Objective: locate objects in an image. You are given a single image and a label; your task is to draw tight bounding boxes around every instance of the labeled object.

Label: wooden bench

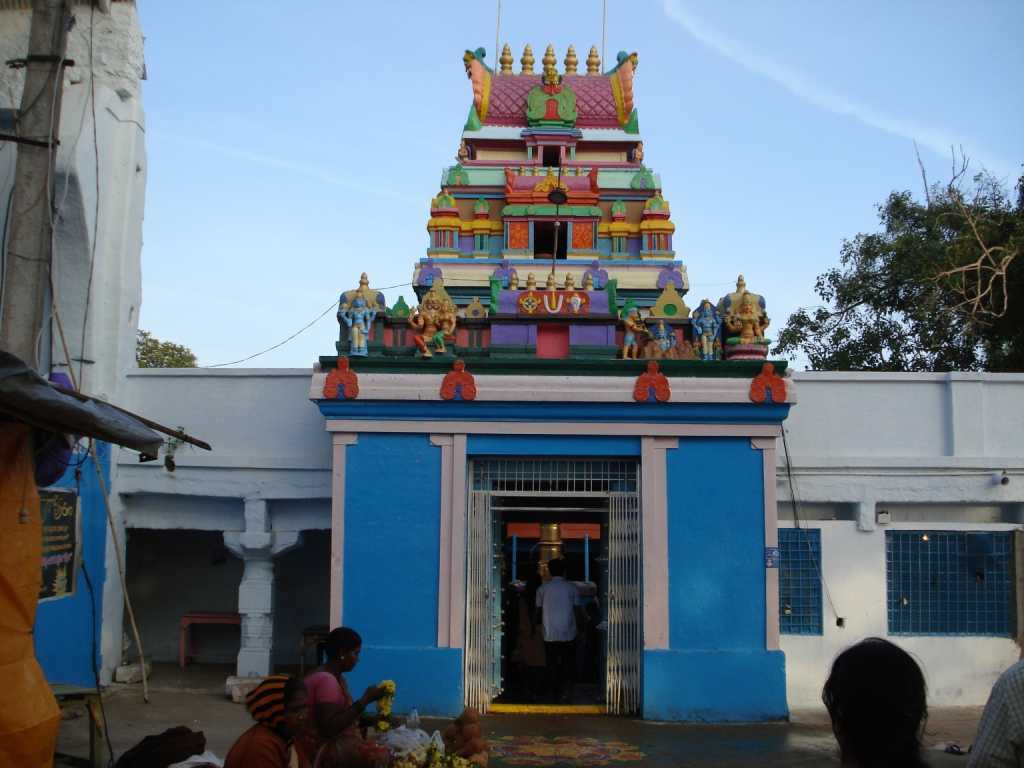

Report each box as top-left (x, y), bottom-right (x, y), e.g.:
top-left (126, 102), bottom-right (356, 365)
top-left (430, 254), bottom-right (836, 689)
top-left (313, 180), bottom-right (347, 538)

top-left (51, 683), bottom-right (108, 768)
top-left (178, 611), bottom-right (240, 669)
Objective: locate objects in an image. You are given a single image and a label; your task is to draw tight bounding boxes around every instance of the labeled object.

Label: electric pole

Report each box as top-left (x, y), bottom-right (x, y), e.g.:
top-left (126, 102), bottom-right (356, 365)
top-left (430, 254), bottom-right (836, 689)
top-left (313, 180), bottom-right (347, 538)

top-left (0, 0), bottom-right (72, 369)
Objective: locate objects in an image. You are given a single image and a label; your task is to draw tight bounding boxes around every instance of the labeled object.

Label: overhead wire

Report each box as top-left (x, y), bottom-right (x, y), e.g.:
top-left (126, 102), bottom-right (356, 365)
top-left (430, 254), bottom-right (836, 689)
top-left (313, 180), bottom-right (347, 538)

top-left (781, 425), bottom-right (843, 626)
top-left (201, 270), bottom-right (741, 369)
top-left (78, 0), bottom-right (99, 387)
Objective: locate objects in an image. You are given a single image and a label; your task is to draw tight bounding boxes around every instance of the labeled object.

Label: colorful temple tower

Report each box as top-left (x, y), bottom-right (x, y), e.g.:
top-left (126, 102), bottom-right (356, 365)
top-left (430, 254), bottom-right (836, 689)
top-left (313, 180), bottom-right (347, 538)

top-left (311, 45), bottom-right (793, 721)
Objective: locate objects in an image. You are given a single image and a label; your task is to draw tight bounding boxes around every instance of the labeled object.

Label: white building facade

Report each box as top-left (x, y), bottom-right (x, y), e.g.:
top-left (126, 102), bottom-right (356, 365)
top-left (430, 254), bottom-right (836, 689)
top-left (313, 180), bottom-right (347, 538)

top-left (108, 368), bottom-right (1024, 709)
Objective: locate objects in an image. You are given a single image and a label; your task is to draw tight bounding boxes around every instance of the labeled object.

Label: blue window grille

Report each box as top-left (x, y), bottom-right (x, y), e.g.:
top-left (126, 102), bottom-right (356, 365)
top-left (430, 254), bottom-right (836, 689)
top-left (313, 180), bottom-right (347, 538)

top-left (779, 527), bottom-right (823, 635)
top-left (886, 531), bottom-right (1016, 636)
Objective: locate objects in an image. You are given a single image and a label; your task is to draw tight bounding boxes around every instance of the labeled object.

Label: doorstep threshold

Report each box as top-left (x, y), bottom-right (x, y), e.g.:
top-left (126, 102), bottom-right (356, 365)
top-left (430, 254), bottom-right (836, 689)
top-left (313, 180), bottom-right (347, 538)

top-left (488, 703), bottom-right (606, 715)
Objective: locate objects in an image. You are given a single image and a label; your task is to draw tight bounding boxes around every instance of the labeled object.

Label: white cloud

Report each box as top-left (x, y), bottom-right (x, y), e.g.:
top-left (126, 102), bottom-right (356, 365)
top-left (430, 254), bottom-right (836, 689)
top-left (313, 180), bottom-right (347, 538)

top-left (152, 130), bottom-right (415, 203)
top-left (662, 0), bottom-right (1008, 176)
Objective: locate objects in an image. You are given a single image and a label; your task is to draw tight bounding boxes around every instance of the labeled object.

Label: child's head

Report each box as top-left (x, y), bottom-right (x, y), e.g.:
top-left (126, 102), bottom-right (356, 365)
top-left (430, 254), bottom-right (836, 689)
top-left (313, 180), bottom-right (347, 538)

top-left (822, 638), bottom-right (927, 767)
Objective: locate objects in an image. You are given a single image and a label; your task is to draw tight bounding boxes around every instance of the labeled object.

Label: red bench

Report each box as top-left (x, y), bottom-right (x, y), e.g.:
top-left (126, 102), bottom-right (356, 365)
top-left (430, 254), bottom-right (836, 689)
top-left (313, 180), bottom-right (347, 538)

top-left (178, 611), bottom-right (240, 669)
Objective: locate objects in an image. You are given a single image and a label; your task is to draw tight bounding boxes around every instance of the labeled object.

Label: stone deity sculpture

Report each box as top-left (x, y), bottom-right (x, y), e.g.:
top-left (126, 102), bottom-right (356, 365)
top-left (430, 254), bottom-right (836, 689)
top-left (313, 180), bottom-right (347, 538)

top-left (409, 282), bottom-right (457, 358)
top-left (621, 308), bottom-right (649, 360)
top-left (691, 299), bottom-right (722, 361)
top-left (653, 320), bottom-right (676, 356)
top-left (725, 294), bottom-right (770, 345)
top-left (338, 296), bottom-right (377, 357)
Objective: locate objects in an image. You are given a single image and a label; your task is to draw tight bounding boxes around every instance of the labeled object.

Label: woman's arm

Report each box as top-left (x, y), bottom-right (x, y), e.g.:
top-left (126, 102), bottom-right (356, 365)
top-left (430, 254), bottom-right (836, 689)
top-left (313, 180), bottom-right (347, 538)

top-left (315, 683), bottom-right (387, 738)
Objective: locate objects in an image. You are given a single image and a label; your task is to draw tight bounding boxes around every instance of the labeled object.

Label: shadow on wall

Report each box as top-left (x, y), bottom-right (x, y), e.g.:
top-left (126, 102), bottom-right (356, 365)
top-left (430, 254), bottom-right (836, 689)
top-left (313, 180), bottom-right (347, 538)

top-left (125, 529), bottom-right (243, 664)
top-left (125, 528), bottom-right (332, 669)
top-left (273, 530), bottom-right (331, 668)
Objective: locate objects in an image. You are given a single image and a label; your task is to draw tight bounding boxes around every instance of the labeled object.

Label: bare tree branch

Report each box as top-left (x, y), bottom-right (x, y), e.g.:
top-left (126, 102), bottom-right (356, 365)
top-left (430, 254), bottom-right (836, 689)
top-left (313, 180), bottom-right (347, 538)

top-left (930, 147), bottom-right (1017, 323)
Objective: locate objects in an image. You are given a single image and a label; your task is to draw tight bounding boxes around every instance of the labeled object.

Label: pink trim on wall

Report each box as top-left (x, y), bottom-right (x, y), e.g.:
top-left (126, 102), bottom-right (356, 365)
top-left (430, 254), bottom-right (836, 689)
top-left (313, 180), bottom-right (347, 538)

top-left (431, 435), bottom-right (455, 647)
top-left (450, 435), bottom-right (468, 649)
top-left (751, 437), bottom-right (780, 651)
top-left (330, 433), bottom-right (358, 629)
top-left (641, 437), bottom-right (677, 650)
top-left (430, 434), bottom-right (469, 649)
top-left (326, 420), bottom-right (781, 439)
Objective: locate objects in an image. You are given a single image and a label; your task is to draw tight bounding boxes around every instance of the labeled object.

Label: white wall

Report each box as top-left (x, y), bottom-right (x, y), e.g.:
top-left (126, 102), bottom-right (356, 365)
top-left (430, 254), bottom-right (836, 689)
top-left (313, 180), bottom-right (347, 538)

top-left (0, 0), bottom-right (146, 402)
top-left (780, 521), bottom-right (1020, 708)
top-left (107, 369), bottom-right (1024, 702)
top-left (778, 372), bottom-right (1024, 707)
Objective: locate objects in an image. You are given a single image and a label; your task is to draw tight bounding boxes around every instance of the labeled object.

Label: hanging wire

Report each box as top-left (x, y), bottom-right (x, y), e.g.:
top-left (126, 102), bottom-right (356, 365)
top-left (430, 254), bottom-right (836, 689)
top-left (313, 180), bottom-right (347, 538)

top-left (781, 426), bottom-right (843, 625)
top-left (601, 0), bottom-right (607, 74)
top-left (78, 0), bottom-right (100, 387)
top-left (494, 0), bottom-right (502, 79)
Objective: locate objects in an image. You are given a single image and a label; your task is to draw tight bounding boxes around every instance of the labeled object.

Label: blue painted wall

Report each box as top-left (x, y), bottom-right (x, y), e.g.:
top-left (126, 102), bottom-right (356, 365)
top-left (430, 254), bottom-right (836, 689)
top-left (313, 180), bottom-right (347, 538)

top-left (35, 442), bottom-right (109, 687)
top-left (645, 437), bottom-right (787, 721)
top-left (343, 434), bottom-right (462, 714)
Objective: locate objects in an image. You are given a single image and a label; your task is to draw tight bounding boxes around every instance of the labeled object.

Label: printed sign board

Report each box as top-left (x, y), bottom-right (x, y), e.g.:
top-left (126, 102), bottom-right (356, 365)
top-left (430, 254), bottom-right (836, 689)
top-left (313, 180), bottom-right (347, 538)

top-left (764, 546), bottom-right (780, 569)
top-left (39, 489), bottom-right (79, 601)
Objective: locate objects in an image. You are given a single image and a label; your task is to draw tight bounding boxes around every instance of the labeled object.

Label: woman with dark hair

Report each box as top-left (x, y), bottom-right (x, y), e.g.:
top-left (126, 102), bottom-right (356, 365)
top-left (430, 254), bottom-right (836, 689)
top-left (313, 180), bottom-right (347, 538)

top-left (225, 675), bottom-right (311, 768)
top-left (300, 627), bottom-right (390, 767)
top-left (822, 638), bottom-right (929, 768)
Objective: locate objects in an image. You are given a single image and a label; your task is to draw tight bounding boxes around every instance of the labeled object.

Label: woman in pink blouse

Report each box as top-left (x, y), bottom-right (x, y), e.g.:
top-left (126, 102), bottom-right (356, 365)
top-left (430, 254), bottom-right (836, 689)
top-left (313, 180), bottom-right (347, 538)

top-left (301, 627), bottom-right (390, 767)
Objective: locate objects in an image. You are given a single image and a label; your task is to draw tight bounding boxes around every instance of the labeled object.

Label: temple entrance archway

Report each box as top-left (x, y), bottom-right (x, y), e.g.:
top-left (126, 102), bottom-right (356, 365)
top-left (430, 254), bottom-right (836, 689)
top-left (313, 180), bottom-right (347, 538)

top-left (464, 458), bottom-right (642, 715)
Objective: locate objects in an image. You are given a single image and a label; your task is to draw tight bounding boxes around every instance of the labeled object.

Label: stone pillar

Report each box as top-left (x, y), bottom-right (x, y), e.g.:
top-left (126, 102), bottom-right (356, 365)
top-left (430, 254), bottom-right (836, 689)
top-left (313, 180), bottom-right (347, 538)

top-left (224, 499), bottom-right (301, 678)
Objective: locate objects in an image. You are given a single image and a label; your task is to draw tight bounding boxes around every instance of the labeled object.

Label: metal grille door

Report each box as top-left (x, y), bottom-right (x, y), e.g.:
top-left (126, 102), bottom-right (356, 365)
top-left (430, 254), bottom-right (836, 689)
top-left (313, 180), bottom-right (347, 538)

top-left (607, 491), bottom-right (642, 715)
top-left (465, 490), bottom-right (500, 711)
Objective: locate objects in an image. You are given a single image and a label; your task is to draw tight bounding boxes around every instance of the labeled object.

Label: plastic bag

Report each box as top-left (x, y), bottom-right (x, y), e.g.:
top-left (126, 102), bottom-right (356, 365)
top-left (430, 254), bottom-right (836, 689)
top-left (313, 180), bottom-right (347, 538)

top-left (378, 725), bottom-right (432, 756)
top-left (168, 751), bottom-right (223, 767)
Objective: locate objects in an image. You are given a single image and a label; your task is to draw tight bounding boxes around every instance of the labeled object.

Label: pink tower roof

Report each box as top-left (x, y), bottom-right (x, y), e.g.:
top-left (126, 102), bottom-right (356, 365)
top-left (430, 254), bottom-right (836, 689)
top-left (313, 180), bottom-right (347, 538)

top-left (485, 74), bottom-right (621, 129)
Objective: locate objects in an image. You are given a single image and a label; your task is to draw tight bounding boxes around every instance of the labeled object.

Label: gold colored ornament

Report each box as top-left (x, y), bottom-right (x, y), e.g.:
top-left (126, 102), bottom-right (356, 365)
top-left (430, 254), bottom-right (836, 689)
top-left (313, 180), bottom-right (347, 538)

top-left (564, 45), bottom-right (578, 74)
top-left (499, 43), bottom-right (514, 74)
top-left (586, 45), bottom-right (601, 75)
top-left (521, 44), bottom-right (535, 74)
top-left (543, 44), bottom-right (557, 71)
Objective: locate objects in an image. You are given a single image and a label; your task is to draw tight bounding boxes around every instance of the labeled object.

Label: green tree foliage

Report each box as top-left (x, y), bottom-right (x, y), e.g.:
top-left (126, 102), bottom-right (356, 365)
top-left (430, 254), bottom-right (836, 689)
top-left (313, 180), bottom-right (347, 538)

top-left (135, 330), bottom-right (197, 368)
top-left (775, 172), bottom-right (1023, 371)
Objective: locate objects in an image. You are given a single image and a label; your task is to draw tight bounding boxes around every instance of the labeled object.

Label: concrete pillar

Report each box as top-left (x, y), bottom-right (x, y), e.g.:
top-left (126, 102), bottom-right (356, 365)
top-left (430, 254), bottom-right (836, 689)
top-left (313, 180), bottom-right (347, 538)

top-left (224, 499), bottom-right (301, 677)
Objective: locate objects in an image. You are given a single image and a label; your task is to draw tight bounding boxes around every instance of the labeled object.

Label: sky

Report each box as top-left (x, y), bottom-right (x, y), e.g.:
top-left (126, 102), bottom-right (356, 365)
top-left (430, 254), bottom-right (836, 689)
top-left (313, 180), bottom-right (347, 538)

top-left (136, 1), bottom-right (1023, 369)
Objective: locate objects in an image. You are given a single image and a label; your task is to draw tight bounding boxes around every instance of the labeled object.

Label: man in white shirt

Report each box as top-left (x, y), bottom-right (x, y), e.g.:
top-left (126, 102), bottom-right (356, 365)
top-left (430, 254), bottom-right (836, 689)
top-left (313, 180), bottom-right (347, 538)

top-left (535, 557), bottom-right (580, 703)
top-left (969, 659), bottom-right (1024, 767)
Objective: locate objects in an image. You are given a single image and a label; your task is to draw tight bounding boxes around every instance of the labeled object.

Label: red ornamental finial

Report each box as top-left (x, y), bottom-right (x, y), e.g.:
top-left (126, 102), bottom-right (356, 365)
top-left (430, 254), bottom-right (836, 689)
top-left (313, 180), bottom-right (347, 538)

top-left (441, 359), bottom-right (477, 401)
top-left (323, 357), bottom-right (360, 400)
top-left (749, 362), bottom-right (786, 404)
top-left (633, 360), bottom-right (671, 402)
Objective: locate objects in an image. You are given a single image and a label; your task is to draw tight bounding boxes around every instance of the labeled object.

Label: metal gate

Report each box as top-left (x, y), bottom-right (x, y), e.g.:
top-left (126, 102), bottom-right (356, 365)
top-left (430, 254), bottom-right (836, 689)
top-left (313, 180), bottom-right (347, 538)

top-left (465, 459), bottom-right (642, 714)
top-left (606, 491), bottom-right (642, 715)
top-left (464, 490), bottom-right (501, 712)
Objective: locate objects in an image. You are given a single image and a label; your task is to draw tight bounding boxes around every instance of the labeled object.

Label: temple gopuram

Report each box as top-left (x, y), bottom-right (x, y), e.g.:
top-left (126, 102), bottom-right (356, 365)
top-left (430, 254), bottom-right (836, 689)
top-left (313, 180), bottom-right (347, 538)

top-left (311, 44), bottom-right (794, 722)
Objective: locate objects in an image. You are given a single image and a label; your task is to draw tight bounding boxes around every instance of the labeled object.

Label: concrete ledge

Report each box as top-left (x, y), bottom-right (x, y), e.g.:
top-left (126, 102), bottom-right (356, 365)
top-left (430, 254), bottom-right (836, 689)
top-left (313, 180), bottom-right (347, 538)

top-left (643, 649), bottom-right (788, 722)
top-left (345, 646), bottom-right (463, 718)
top-left (225, 675), bottom-right (263, 703)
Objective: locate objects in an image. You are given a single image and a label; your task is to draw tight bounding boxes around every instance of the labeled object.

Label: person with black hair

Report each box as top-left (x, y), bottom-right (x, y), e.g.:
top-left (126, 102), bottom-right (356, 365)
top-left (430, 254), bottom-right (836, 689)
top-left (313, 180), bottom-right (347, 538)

top-left (822, 637), bottom-right (929, 768)
top-left (225, 675), bottom-right (311, 768)
top-left (300, 627), bottom-right (390, 767)
top-left (535, 557), bottom-right (580, 703)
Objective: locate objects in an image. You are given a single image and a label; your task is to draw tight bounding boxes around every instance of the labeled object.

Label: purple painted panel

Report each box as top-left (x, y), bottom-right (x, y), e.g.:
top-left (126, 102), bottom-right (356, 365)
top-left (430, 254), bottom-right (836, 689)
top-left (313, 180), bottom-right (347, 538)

top-left (627, 238), bottom-right (641, 258)
top-left (588, 292), bottom-right (609, 314)
top-left (491, 324), bottom-right (533, 345)
top-left (416, 259), bottom-right (443, 287)
top-left (498, 292), bottom-right (520, 314)
top-left (459, 235), bottom-right (474, 254)
top-left (569, 324), bottom-right (615, 345)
